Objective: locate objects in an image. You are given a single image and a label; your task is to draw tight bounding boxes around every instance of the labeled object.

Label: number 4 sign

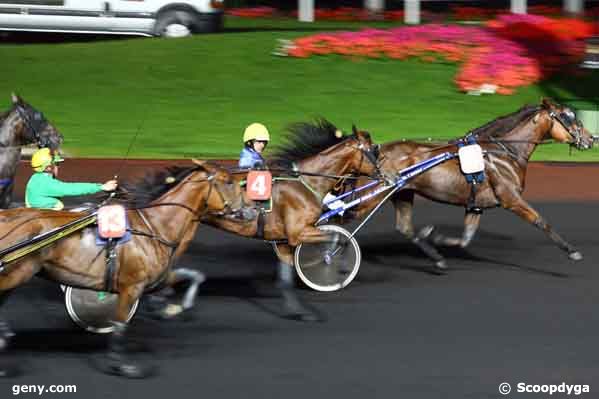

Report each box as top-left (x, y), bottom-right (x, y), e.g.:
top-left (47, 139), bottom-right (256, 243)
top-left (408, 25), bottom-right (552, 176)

top-left (246, 171), bottom-right (272, 200)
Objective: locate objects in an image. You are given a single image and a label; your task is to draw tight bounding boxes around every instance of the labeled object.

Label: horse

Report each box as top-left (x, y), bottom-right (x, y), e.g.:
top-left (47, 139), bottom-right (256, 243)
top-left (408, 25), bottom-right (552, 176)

top-left (202, 119), bottom-right (379, 321)
top-left (0, 160), bottom-right (243, 378)
top-left (0, 93), bottom-right (63, 208)
top-left (344, 99), bottom-right (595, 271)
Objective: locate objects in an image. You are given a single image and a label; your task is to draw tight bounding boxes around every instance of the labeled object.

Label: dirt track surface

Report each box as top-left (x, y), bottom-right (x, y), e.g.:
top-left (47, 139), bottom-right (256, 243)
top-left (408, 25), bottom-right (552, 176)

top-left (10, 159), bottom-right (599, 202)
top-left (0, 201), bottom-right (597, 398)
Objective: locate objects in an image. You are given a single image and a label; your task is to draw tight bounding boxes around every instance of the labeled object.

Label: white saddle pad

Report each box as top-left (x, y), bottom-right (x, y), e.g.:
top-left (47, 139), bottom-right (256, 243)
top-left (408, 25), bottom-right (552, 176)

top-left (458, 144), bottom-right (485, 174)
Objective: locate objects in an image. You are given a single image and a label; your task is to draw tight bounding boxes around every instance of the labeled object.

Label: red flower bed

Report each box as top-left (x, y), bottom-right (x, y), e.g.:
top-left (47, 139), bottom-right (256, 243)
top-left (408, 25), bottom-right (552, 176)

top-left (279, 15), bottom-right (598, 95)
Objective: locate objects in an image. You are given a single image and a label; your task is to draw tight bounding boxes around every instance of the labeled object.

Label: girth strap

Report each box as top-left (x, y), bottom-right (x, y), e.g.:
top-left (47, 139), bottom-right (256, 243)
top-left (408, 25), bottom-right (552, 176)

top-left (255, 208), bottom-right (266, 239)
top-left (466, 181), bottom-right (483, 215)
top-left (104, 238), bottom-right (118, 292)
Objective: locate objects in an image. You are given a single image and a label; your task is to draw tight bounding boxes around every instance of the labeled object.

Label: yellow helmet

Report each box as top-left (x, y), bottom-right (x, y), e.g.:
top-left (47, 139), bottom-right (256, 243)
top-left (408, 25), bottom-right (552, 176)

top-left (243, 123), bottom-right (270, 143)
top-left (31, 148), bottom-right (64, 172)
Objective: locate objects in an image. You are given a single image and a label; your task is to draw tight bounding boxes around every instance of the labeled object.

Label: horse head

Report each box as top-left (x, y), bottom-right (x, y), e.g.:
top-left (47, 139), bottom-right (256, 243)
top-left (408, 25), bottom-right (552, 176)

top-left (10, 93), bottom-right (63, 149)
top-left (541, 98), bottom-right (594, 150)
top-left (347, 124), bottom-right (380, 177)
top-left (191, 159), bottom-right (243, 216)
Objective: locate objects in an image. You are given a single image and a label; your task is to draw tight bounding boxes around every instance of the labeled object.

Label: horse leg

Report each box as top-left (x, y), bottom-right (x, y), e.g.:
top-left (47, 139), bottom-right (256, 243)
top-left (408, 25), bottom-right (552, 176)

top-left (498, 196), bottom-right (582, 260)
top-left (153, 268), bottom-right (206, 319)
top-left (429, 211), bottom-right (482, 248)
top-left (273, 244), bottom-right (320, 322)
top-left (104, 283), bottom-right (148, 378)
top-left (0, 290), bottom-right (17, 378)
top-left (391, 192), bottom-right (448, 271)
top-left (0, 261), bottom-right (39, 377)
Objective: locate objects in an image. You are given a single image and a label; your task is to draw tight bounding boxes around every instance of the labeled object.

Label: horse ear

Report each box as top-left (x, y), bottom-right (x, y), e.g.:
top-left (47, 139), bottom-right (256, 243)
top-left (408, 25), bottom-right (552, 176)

top-left (192, 158), bottom-right (207, 168)
top-left (11, 93), bottom-right (20, 104)
top-left (541, 97), bottom-right (554, 109)
top-left (352, 124), bottom-right (358, 136)
top-left (193, 159), bottom-right (216, 174)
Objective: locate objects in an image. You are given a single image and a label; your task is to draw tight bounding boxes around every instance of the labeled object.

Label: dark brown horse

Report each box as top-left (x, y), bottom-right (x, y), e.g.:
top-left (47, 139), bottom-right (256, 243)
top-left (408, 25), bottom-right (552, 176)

top-left (203, 119), bottom-right (379, 320)
top-left (0, 94), bottom-right (63, 208)
top-left (0, 160), bottom-right (242, 377)
top-left (346, 99), bottom-right (594, 270)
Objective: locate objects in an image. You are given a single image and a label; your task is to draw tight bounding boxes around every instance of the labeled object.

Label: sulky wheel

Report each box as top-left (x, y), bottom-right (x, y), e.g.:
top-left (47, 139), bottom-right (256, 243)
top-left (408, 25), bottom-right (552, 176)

top-left (64, 287), bottom-right (139, 334)
top-left (294, 224), bottom-right (361, 292)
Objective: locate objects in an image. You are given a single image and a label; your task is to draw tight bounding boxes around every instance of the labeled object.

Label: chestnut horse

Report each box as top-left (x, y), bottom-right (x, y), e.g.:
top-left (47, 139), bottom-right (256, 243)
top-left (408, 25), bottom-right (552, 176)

top-left (346, 99), bottom-right (594, 271)
top-left (0, 160), bottom-right (242, 378)
top-left (0, 94), bottom-right (63, 208)
top-left (203, 119), bottom-right (379, 321)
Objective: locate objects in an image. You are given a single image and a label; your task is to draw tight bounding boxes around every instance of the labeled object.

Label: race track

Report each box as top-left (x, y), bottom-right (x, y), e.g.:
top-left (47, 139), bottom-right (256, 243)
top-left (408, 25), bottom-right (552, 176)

top-left (0, 200), bottom-right (597, 398)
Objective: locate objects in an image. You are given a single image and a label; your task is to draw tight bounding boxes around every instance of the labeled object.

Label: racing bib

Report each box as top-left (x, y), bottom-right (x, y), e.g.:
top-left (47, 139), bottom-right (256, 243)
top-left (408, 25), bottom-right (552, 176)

top-left (246, 171), bottom-right (272, 201)
top-left (97, 205), bottom-right (127, 239)
top-left (458, 144), bottom-right (485, 174)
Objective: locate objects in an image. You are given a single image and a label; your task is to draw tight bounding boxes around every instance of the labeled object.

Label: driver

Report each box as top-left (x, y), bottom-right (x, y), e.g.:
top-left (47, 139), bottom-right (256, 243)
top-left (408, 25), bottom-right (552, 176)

top-left (25, 148), bottom-right (117, 210)
top-left (239, 123), bottom-right (269, 169)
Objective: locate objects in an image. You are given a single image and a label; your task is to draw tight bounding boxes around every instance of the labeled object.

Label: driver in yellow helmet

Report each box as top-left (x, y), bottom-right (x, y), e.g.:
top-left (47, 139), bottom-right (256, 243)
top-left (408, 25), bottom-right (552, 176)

top-left (25, 148), bottom-right (117, 210)
top-left (239, 123), bottom-right (269, 169)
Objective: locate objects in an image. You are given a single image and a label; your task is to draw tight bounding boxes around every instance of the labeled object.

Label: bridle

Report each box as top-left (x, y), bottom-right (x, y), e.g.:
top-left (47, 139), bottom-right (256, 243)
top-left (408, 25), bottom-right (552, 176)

top-left (14, 104), bottom-right (51, 148)
top-left (548, 108), bottom-right (586, 149)
top-left (193, 173), bottom-right (240, 218)
top-left (349, 135), bottom-right (383, 179)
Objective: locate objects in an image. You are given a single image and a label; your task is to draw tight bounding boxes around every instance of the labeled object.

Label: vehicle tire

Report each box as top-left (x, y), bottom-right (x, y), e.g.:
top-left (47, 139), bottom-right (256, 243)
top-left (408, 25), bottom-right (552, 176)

top-left (153, 10), bottom-right (198, 38)
top-left (294, 224), bottom-right (361, 292)
top-left (64, 286), bottom-right (139, 334)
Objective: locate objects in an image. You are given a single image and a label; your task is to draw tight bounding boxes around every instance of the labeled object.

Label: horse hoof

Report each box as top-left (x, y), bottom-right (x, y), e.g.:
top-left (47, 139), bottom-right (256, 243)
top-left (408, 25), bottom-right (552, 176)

top-left (110, 363), bottom-right (150, 379)
top-left (282, 305), bottom-right (322, 322)
top-left (159, 304), bottom-right (184, 319)
top-left (0, 362), bottom-right (21, 378)
top-left (92, 354), bottom-right (155, 379)
top-left (569, 251), bottom-right (583, 261)
top-left (284, 312), bottom-right (321, 322)
top-left (435, 260), bottom-right (448, 270)
top-left (104, 360), bottom-right (154, 379)
top-left (417, 225), bottom-right (435, 240)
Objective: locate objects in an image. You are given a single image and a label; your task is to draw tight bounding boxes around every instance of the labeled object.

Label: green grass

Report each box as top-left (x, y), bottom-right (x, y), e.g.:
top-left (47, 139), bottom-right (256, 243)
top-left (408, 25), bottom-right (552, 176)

top-left (1, 16), bottom-right (599, 161)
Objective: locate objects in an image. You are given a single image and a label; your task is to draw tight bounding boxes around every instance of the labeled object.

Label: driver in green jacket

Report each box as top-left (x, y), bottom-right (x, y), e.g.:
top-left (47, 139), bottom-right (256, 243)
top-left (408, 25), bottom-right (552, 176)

top-left (25, 148), bottom-right (117, 210)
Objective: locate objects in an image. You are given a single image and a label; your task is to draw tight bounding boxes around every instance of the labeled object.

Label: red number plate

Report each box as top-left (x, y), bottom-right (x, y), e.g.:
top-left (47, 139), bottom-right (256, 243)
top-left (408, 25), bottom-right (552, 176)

top-left (246, 171), bottom-right (272, 200)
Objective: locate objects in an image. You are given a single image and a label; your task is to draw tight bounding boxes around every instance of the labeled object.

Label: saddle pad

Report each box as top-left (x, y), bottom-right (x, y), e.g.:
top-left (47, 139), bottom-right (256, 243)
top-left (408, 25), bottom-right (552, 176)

top-left (458, 144), bottom-right (485, 174)
top-left (97, 205), bottom-right (127, 239)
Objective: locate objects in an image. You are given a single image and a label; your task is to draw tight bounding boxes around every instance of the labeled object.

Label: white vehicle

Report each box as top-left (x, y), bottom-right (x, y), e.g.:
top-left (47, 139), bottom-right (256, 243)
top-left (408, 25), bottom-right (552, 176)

top-left (0, 0), bottom-right (224, 38)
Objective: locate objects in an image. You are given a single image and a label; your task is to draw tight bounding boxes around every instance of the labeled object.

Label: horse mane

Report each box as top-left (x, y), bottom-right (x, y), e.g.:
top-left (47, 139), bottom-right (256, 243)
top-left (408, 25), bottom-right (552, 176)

top-left (468, 104), bottom-right (541, 139)
top-left (268, 118), bottom-right (348, 168)
top-left (0, 106), bottom-right (12, 121)
top-left (119, 166), bottom-right (198, 208)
